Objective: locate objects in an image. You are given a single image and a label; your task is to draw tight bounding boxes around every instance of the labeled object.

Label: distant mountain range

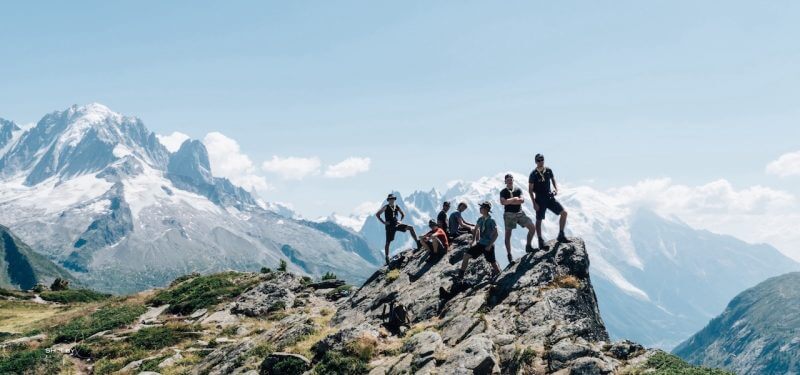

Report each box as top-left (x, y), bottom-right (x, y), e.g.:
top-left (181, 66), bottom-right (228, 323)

top-left (342, 175), bottom-right (800, 349)
top-left (674, 272), bottom-right (800, 374)
top-left (0, 104), bottom-right (382, 294)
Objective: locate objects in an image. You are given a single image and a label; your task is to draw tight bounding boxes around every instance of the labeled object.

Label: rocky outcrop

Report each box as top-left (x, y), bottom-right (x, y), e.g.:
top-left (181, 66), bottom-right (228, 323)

top-left (231, 272), bottom-right (305, 317)
top-left (327, 236), bottom-right (653, 374)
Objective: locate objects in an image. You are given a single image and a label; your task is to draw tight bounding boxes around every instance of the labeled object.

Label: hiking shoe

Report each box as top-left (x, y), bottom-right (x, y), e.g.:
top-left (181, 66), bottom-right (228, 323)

top-left (525, 244), bottom-right (535, 253)
top-left (538, 237), bottom-right (546, 250)
top-left (507, 253), bottom-right (514, 264)
top-left (557, 232), bottom-right (571, 243)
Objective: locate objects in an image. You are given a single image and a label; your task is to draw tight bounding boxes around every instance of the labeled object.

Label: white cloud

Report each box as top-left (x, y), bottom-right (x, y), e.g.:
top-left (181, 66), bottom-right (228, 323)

top-left (766, 151), bottom-right (800, 177)
top-left (610, 178), bottom-right (796, 215)
top-left (606, 178), bottom-right (800, 260)
top-left (156, 132), bottom-right (190, 153)
top-left (353, 201), bottom-right (381, 217)
top-left (202, 132), bottom-right (270, 192)
top-left (261, 156), bottom-right (321, 180)
top-left (325, 157), bottom-right (371, 178)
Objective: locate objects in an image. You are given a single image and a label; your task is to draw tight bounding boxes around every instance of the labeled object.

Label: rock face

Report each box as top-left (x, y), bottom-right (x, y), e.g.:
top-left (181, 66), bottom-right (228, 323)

top-left (673, 272), bottom-right (800, 375)
top-left (329, 236), bottom-right (652, 373)
top-left (0, 224), bottom-right (77, 290)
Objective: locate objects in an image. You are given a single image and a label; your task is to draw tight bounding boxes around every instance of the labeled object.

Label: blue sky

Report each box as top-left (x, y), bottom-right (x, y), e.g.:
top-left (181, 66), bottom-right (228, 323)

top-left (1, 1), bottom-right (799, 224)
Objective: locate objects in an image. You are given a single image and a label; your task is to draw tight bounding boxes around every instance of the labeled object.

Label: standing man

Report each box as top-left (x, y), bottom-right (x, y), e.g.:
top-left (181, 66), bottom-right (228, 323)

top-left (448, 202), bottom-right (475, 238)
top-left (528, 154), bottom-right (570, 250)
top-left (437, 201), bottom-right (451, 235)
top-left (457, 201), bottom-right (501, 280)
top-left (499, 174), bottom-right (537, 262)
top-left (376, 193), bottom-right (420, 265)
top-left (420, 220), bottom-right (449, 256)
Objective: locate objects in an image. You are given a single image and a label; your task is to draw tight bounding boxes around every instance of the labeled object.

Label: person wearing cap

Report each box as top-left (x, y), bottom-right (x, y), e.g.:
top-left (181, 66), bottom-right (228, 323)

top-left (420, 219), bottom-right (450, 256)
top-left (448, 202), bottom-right (474, 238)
top-left (437, 202), bottom-right (451, 236)
top-left (499, 173), bottom-right (537, 262)
top-left (376, 193), bottom-right (420, 264)
top-left (458, 201), bottom-right (501, 279)
top-left (528, 154), bottom-right (570, 249)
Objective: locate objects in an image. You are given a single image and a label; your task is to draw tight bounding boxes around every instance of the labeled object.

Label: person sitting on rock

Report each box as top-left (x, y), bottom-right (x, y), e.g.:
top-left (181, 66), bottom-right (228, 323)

top-left (420, 219), bottom-right (450, 256)
top-left (458, 201), bottom-right (501, 280)
top-left (448, 202), bottom-right (475, 238)
top-left (376, 193), bottom-right (420, 265)
top-left (437, 201), bottom-right (451, 235)
top-left (528, 153), bottom-right (570, 250)
top-left (500, 173), bottom-right (537, 262)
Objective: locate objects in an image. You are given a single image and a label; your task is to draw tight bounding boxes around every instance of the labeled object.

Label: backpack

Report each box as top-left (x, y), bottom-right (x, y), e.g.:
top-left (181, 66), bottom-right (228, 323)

top-left (382, 301), bottom-right (411, 330)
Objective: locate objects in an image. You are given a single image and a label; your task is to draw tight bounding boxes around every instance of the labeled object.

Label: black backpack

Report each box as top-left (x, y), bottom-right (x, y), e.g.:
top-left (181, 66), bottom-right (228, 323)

top-left (383, 301), bottom-right (411, 330)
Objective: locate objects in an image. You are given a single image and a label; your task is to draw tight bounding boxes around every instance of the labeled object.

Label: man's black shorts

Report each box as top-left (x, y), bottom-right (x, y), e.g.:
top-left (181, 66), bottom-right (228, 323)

top-left (535, 196), bottom-right (564, 220)
top-left (467, 243), bottom-right (496, 263)
top-left (385, 223), bottom-right (411, 243)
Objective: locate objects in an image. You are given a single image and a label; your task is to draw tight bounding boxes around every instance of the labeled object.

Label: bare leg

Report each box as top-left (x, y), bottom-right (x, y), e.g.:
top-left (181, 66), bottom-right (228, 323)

top-left (384, 242), bottom-right (391, 263)
top-left (559, 211), bottom-right (568, 232)
top-left (431, 239), bottom-right (439, 255)
top-left (536, 219), bottom-right (543, 239)
top-left (409, 227), bottom-right (419, 242)
top-left (525, 223), bottom-right (535, 248)
top-left (504, 230), bottom-right (513, 261)
top-left (460, 254), bottom-right (472, 276)
top-left (491, 262), bottom-right (501, 275)
top-left (420, 240), bottom-right (431, 253)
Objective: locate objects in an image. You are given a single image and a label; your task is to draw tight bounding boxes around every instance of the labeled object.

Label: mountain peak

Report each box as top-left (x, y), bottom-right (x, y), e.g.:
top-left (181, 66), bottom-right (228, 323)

top-left (168, 139), bottom-right (213, 186)
top-left (0, 103), bottom-right (168, 185)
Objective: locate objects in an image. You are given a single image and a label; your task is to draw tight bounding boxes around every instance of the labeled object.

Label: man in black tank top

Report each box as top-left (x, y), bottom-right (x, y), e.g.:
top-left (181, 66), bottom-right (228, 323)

top-left (528, 154), bottom-right (570, 249)
top-left (376, 193), bottom-right (419, 265)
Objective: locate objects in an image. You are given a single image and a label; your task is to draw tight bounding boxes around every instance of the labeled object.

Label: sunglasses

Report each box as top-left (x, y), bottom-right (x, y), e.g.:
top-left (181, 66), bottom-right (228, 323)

top-left (536, 159), bottom-right (544, 162)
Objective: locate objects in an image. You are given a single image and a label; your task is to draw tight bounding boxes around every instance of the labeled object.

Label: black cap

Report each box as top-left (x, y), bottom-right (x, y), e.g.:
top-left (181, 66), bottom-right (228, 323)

top-left (504, 173), bottom-right (513, 180)
top-left (443, 201), bottom-right (451, 207)
top-left (535, 153), bottom-right (544, 161)
top-left (428, 219), bottom-right (438, 227)
top-left (479, 201), bottom-right (492, 212)
top-left (387, 193), bottom-right (397, 201)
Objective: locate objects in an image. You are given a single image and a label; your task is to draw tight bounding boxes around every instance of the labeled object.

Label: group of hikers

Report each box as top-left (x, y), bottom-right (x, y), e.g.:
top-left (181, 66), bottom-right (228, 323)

top-left (375, 154), bottom-right (571, 280)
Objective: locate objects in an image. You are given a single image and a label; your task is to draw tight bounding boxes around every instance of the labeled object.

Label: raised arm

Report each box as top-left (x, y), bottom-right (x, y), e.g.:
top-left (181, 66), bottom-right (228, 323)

top-left (375, 206), bottom-right (387, 225)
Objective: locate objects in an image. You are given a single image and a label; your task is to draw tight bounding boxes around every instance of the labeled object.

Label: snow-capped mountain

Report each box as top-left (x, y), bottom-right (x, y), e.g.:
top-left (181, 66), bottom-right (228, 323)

top-left (358, 173), bottom-right (800, 349)
top-left (0, 104), bottom-right (380, 294)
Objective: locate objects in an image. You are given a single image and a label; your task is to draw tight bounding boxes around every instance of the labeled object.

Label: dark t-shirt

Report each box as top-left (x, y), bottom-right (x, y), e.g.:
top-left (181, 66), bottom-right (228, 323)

top-left (383, 204), bottom-right (400, 225)
top-left (529, 167), bottom-right (554, 199)
top-left (437, 210), bottom-right (449, 233)
top-left (500, 187), bottom-right (523, 213)
top-left (448, 211), bottom-right (462, 236)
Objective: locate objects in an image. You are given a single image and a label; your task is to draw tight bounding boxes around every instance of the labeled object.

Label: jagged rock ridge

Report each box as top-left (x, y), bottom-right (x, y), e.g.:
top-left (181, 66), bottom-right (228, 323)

top-left (326, 236), bottom-right (654, 374)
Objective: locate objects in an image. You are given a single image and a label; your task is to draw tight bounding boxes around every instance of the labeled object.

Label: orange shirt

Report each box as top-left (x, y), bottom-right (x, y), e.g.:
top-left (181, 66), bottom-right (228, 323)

top-left (431, 228), bottom-right (449, 249)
